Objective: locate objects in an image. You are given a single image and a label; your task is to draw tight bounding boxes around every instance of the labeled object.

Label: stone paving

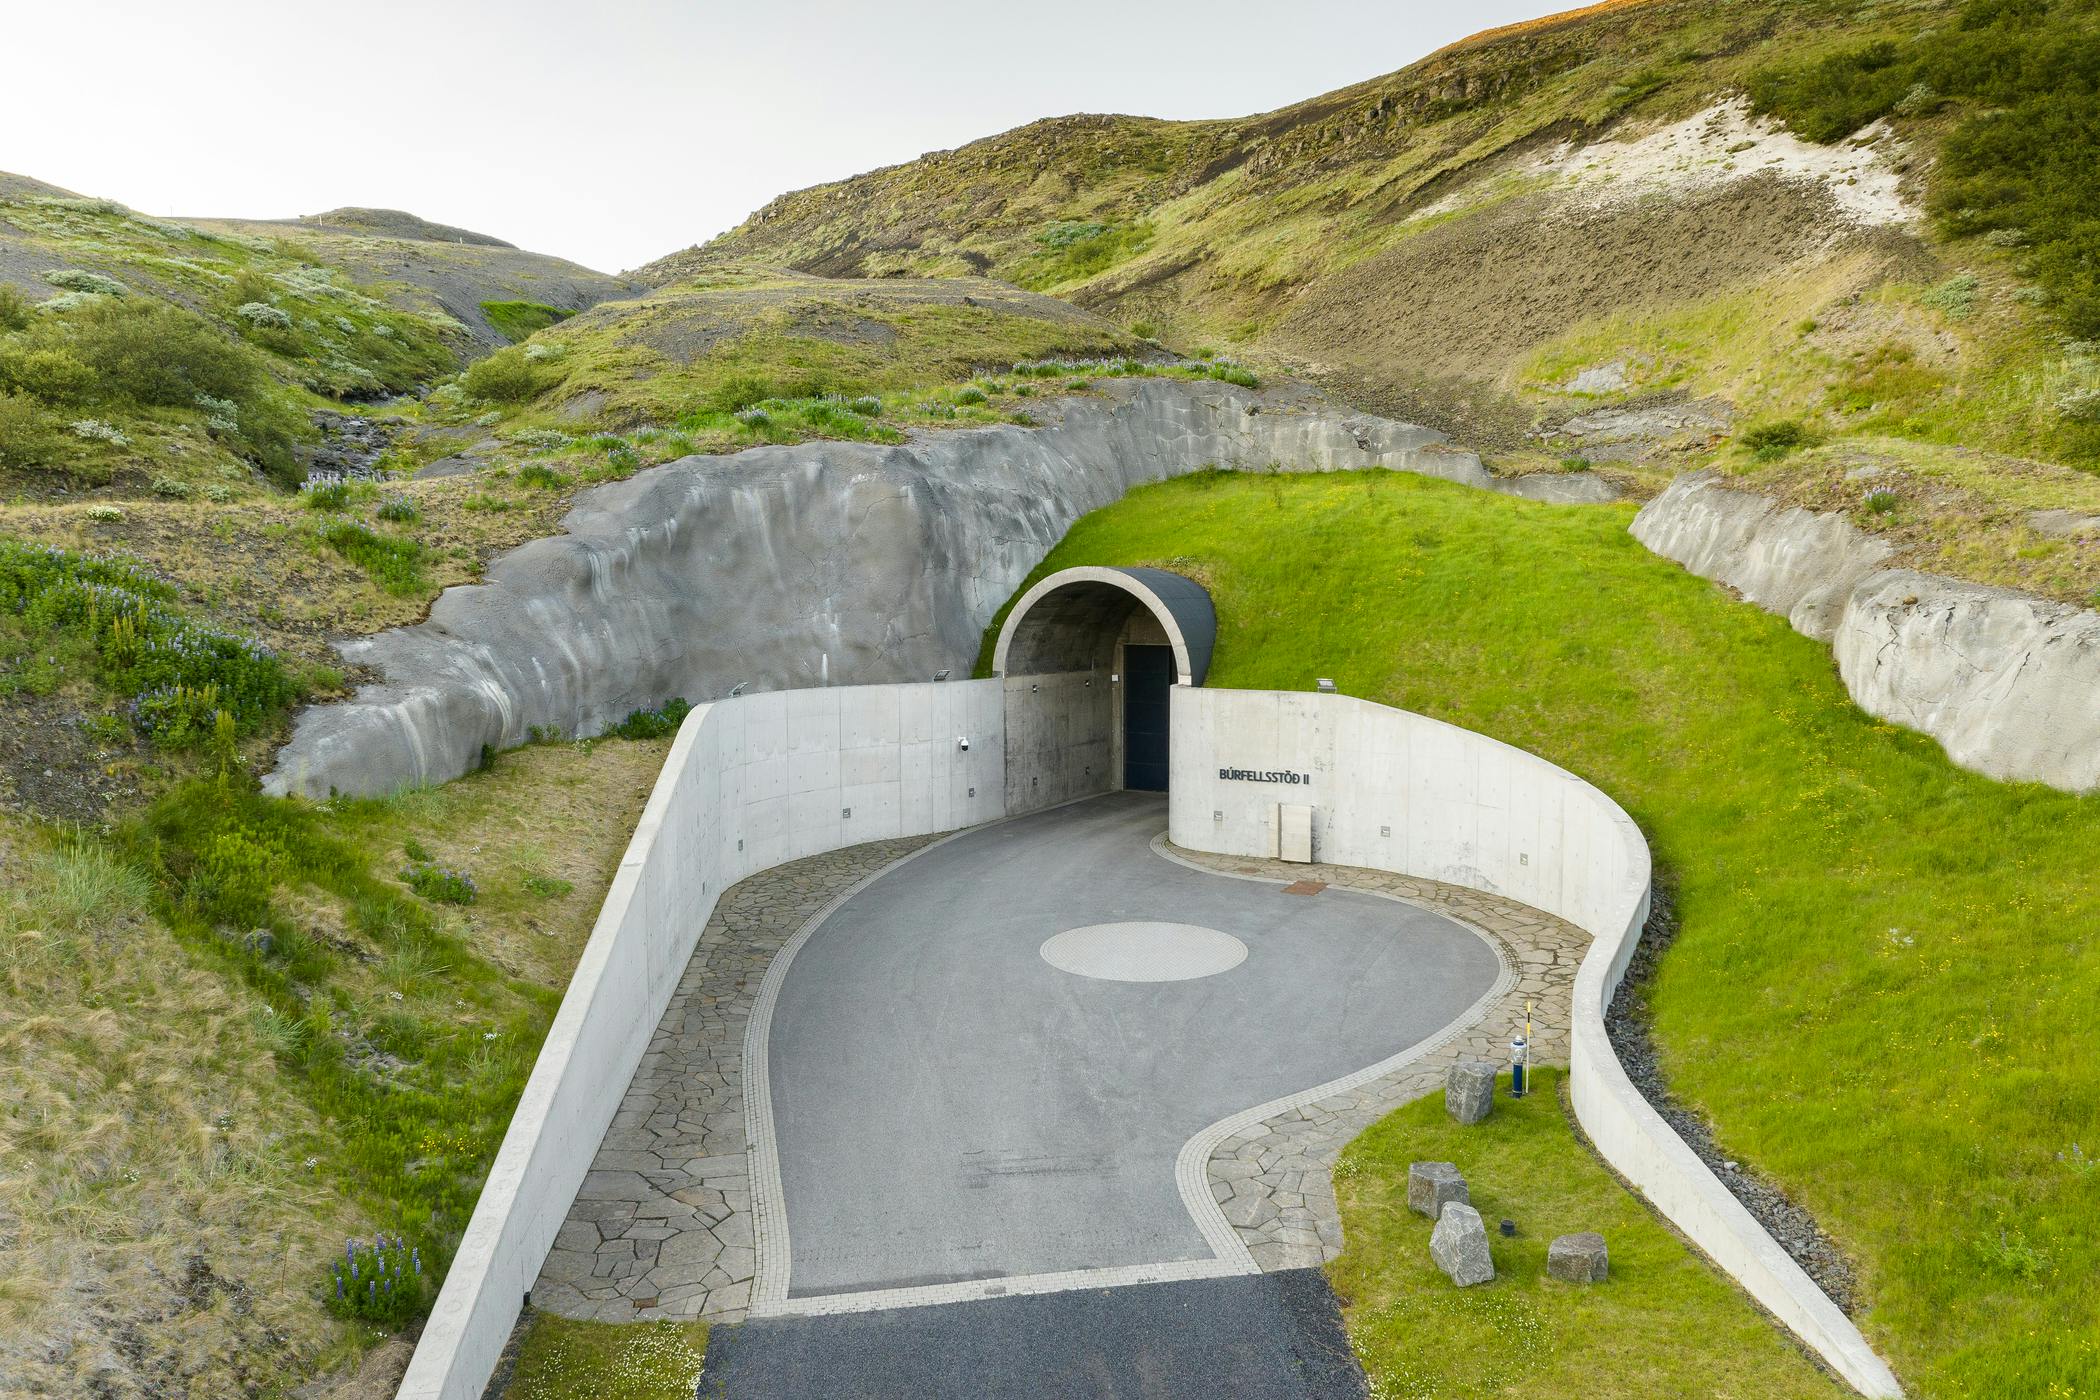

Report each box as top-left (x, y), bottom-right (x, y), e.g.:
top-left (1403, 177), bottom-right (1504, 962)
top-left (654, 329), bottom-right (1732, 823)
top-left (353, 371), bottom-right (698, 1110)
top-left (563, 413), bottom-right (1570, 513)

top-left (1167, 844), bottom-right (1591, 1273)
top-left (531, 833), bottom-right (939, 1325)
top-left (534, 824), bottom-right (1585, 1321)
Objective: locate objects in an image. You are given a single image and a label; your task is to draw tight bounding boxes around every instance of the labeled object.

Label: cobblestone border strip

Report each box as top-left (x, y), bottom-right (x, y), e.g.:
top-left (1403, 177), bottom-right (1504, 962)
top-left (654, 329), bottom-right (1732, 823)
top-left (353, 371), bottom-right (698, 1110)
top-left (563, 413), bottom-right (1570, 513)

top-left (1153, 837), bottom-right (1591, 1271)
top-left (529, 835), bottom-right (939, 1326)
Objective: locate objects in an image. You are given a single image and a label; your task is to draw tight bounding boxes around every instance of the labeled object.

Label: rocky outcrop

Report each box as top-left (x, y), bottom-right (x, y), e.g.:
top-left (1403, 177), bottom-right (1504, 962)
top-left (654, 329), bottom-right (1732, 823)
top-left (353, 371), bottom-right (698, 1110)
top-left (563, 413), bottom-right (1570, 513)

top-left (1633, 474), bottom-right (2100, 792)
top-left (268, 379), bottom-right (1603, 799)
top-left (1836, 572), bottom-right (2100, 790)
top-left (1629, 473), bottom-right (1893, 641)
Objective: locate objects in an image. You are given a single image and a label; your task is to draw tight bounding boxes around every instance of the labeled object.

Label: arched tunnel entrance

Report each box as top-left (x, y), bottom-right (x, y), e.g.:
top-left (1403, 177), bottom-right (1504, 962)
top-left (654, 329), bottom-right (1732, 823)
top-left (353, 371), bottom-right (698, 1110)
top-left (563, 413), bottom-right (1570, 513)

top-left (992, 567), bottom-right (1214, 809)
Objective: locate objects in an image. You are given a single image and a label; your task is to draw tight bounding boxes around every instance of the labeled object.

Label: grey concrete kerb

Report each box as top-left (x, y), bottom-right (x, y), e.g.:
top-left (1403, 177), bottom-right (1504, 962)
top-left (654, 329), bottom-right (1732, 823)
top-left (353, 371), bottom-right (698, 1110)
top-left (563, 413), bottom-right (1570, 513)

top-left (1155, 838), bottom-right (1590, 1271)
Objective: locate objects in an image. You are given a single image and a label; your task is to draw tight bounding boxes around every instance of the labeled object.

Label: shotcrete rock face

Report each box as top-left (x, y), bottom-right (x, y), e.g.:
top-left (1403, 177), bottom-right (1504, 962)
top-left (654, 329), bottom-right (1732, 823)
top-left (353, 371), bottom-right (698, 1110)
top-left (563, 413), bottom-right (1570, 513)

top-left (267, 379), bottom-right (1610, 799)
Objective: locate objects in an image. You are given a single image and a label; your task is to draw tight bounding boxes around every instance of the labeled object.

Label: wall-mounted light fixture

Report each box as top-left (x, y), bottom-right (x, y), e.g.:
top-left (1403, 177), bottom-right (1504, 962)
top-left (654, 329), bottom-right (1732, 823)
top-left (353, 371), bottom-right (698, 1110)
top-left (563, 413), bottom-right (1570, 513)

top-left (727, 681), bottom-right (747, 697)
top-left (933, 668), bottom-right (951, 681)
top-left (1316, 678), bottom-right (1338, 694)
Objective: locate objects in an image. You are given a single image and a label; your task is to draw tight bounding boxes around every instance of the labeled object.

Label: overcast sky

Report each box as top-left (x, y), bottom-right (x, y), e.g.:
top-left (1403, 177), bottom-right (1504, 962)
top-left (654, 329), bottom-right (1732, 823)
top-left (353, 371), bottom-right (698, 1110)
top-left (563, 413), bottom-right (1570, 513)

top-left (5, 1), bottom-right (1564, 273)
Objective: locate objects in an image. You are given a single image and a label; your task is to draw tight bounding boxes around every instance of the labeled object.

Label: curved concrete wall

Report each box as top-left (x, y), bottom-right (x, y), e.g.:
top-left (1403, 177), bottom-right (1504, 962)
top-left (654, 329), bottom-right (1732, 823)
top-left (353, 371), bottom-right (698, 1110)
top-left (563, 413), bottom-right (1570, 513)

top-left (1167, 688), bottom-right (1902, 1398)
top-left (1633, 473), bottom-right (2099, 791)
top-left (397, 680), bottom-right (1005, 1400)
top-left (268, 379), bottom-right (1606, 801)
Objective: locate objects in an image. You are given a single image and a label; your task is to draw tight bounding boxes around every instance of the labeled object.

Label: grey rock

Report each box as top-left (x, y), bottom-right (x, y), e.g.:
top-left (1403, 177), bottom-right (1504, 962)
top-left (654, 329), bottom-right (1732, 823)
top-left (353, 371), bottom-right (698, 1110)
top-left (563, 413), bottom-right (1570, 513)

top-left (265, 379), bottom-right (1559, 799)
top-left (1564, 361), bottom-right (1629, 395)
top-left (1630, 472), bottom-right (1894, 642)
top-left (1407, 1161), bottom-right (1469, 1219)
top-left (1636, 473), bottom-right (2100, 793)
top-left (1835, 570), bottom-right (2100, 791)
top-left (1550, 400), bottom-right (1731, 461)
top-left (1547, 1231), bottom-right (1609, 1283)
top-left (1445, 1060), bottom-right (1497, 1124)
top-left (1429, 1201), bottom-right (1495, 1286)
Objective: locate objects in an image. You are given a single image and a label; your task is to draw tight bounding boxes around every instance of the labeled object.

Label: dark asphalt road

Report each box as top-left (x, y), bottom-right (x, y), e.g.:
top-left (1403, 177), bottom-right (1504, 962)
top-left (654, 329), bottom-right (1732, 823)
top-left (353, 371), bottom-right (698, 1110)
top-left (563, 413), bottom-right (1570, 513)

top-left (700, 1269), bottom-right (1368, 1400)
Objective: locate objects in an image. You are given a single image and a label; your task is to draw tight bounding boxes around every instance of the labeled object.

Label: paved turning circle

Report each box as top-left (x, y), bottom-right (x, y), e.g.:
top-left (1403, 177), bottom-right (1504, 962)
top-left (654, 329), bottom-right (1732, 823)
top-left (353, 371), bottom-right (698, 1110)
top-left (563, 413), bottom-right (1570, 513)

top-left (756, 790), bottom-right (1501, 1309)
top-left (1039, 921), bottom-right (1249, 982)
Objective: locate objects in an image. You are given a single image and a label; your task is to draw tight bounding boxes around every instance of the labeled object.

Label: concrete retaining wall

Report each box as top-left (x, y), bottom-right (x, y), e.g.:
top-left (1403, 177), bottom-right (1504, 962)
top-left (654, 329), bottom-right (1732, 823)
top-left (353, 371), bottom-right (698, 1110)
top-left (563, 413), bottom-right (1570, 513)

top-left (397, 680), bottom-right (1005, 1400)
top-left (267, 378), bottom-right (1610, 802)
top-left (1633, 473), bottom-right (2099, 791)
top-left (1166, 687), bottom-right (1902, 1398)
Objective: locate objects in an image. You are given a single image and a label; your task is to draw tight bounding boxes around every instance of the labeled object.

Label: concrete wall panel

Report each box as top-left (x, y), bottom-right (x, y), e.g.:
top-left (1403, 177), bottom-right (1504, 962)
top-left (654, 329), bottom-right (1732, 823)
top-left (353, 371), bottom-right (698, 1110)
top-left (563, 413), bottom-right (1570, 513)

top-left (397, 679), bottom-right (1007, 1400)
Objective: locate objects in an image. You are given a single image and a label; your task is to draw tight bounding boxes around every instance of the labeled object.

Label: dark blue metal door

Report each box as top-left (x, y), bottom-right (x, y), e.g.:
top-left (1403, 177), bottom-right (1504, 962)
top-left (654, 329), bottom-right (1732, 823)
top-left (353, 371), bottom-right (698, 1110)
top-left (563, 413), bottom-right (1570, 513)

top-left (1123, 645), bottom-right (1172, 791)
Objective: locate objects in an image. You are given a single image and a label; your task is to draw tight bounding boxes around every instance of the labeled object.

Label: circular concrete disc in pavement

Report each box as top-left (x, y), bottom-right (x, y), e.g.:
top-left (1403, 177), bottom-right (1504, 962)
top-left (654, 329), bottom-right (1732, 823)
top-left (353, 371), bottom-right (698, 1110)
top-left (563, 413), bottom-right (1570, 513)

top-left (1039, 921), bottom-right (1249, 983)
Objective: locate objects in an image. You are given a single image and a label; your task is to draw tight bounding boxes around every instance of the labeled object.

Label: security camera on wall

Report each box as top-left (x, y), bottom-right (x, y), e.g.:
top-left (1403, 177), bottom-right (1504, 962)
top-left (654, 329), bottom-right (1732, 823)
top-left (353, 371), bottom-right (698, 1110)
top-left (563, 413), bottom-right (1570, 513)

top-left (957, 736), bottom-right (970, 751)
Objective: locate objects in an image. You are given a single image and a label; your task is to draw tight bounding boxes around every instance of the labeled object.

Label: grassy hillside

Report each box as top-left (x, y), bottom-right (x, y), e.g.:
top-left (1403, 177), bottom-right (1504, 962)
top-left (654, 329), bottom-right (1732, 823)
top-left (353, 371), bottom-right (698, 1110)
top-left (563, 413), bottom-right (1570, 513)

top-left (992, 468), bottom-right (2099, 1398)
top-left (0, 737), bottom-right (672, 1397)
top-left (700, 0), bottom-right (2100, 601)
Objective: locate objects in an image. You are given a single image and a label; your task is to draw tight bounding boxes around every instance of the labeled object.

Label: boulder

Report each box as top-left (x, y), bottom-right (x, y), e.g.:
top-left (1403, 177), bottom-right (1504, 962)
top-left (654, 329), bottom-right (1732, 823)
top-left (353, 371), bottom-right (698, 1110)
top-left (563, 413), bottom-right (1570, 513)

top-left (1548, 1231), bottom-right (1609, 1283)
top-left (1430, 1202), bottom-right (1495, 1286)
top-left (1407, 1161), bottom-right (1468, 1219)
top-left (1445, 1060), bottom-right (1497, 1124)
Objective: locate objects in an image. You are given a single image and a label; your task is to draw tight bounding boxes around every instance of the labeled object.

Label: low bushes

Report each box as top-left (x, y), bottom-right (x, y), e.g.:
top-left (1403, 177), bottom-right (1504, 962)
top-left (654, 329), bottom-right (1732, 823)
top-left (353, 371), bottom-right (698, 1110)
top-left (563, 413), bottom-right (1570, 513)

top-left (605, 697), bottom-right (690, 740)
top-left (317, 521), bottom-right (428, 595)
top-left (0, 539), bottom-right (296, 745)
top-left (1750, 0), bottom-right (2100, 338)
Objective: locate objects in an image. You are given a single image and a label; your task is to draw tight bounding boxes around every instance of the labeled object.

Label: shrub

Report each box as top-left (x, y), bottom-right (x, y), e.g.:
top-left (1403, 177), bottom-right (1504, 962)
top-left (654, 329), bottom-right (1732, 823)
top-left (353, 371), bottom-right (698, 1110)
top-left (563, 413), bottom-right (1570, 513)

top-left (1862, 487), bottom-right (1902, 515)
top-left (0, 543), bottom-right (294, 741)
top-left (515, 463), bottom-right (569, 489)
top-left (709, 375), bottom-right (775, 413)
top-left (460, 346), bottom-right (560, 403)
top-left (0, 389), bottom-right (61, 466)
top-left (0, 283), bottom-right (29, 332)
top-left (150, 476), bottom-right (194, 500)
top-left (86, 505), bottom-right (125, 523)
top-left (1750, 0), bottom-right (2100, 338)
top-left (735, 406), bottom-right (772, 430)
top-left (235, 302), bottom-right (292, 330)
top-left (1922, 273), bottom-right (1982, 321)
top-left (376, 493), bottom-right (419, 523)
top-left (327, 1234), bottom-right (425, 1328)
top-left (506, 427), bottom-right (572, 452)
top-left (62, 298), bottom-right (268, 409)
top-left (400, 861), bottom-right (477, 905)
top-left (1206, 362), bottom-right (1259, 388)
top-left (0, 346), bottom-right (95, 403)
top-left (1739, 419), bottom-right (1816, 462)
top-left (194, 393), bottom-right (239, 434)
top-left (848, 395), bottom-right (883, 416)
top-left (42, 268), bottom-right (127, 298)
top-left (69, 419), bottom-right (131, 447)
top-left (954, 387), bottom-right (988, 406)
top-left (402, 837), bottom-right (432, 863)
top-left (1130, 320), bottom-right (1159, 340)
top-left (1560, 455), bottom-right (1593, 473)
top-left (606, 697), bottom-right (691, 740)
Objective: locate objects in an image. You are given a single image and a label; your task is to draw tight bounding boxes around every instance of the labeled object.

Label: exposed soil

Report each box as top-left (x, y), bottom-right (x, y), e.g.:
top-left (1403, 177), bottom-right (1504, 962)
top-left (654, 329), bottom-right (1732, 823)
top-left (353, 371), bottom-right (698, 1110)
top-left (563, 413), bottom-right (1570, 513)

top-left (1606, 880), bottom-right (1861, 1312)
top-left (1276, 176), bottom-right (1905, 392)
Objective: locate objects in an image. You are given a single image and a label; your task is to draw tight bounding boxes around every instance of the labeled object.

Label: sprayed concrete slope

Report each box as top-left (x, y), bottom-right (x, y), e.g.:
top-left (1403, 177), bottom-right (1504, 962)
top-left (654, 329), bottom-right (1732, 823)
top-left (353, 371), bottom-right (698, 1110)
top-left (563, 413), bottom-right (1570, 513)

top-left (268, 379), bottom-right (1612, 799)
top-left (1635, 474), bottom-right (2100, 792)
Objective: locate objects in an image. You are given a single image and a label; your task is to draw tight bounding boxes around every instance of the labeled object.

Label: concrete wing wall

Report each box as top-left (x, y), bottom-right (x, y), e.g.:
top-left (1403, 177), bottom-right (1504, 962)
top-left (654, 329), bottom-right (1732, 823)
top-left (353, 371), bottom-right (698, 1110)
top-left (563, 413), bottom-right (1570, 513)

top-left (397, 680), bottom-right (1005, 1400)
top-left (1166, 688), bottom-right (1903, 1398)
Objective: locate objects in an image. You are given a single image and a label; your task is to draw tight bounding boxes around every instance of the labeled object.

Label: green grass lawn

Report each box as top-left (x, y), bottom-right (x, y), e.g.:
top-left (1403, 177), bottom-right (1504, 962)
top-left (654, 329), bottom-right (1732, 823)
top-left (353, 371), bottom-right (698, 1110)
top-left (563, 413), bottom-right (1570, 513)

top-left (1332, 1069), bottom-right (1842, 1399)
top-left (505, 1313), bottom-right (708, 1400)
top-left (991, 469), bottom-right (2100, 1398)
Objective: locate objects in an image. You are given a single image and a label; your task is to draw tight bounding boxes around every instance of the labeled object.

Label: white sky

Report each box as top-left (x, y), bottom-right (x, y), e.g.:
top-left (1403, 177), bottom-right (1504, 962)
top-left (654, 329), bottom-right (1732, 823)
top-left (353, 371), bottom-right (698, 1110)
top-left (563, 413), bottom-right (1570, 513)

top-left (5, 1), bottom-right (1564, 274)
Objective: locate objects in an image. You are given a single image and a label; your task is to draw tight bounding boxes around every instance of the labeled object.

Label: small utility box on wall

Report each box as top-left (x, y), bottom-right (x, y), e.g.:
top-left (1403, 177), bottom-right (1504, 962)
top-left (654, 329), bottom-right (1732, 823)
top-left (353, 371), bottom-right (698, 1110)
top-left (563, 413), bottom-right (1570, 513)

top-left (1279, 804), bottom-right (1314, 863)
